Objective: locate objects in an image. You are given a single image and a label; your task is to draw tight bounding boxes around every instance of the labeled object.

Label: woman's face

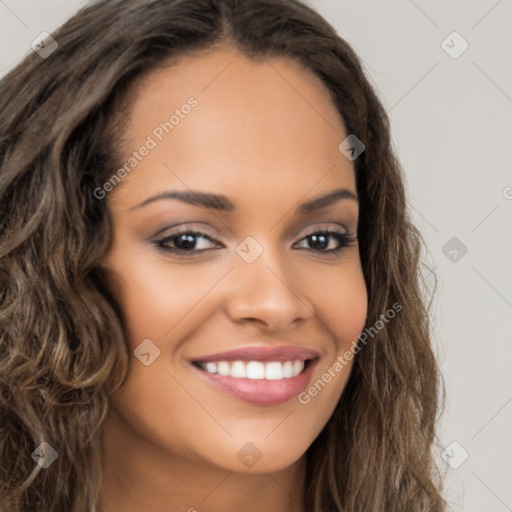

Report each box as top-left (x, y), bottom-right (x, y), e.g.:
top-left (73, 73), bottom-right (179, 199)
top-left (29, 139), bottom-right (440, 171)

top-left (101, 45), bottom-right (367, 474)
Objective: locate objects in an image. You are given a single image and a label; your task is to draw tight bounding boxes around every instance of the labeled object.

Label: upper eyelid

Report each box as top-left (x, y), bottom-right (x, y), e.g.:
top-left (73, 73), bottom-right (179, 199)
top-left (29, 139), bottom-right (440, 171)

top-left (156, 225), bottom-right (354, 249)
top-left (156, 222), bottom-right (349, 239)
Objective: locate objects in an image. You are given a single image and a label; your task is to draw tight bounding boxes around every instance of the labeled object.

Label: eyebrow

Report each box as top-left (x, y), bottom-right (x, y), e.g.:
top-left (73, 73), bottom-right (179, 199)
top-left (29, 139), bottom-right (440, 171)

top-left (129, 187), bottom-right (358, 213)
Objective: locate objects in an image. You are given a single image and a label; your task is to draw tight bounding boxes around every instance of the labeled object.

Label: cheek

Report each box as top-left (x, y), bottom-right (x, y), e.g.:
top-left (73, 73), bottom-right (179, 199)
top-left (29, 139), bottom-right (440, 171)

top-left (335, 271), bottom-right (368, 351)
top-left (107, 253), bottom-right (229, 348)
top-left (305, 259), bottom-right (368, 352)
top-left (290, 260), bottom-right (367, 417)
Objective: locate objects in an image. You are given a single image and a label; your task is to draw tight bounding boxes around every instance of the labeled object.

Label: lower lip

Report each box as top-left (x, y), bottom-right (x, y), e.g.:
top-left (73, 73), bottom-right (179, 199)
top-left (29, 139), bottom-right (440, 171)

top-left (192, 361), bottom-right (317, 405)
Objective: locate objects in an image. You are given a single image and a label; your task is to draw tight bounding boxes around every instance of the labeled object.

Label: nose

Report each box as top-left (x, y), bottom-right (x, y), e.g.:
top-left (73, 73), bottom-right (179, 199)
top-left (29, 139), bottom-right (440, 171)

top-left (224, 249), bottom-right (314, 333)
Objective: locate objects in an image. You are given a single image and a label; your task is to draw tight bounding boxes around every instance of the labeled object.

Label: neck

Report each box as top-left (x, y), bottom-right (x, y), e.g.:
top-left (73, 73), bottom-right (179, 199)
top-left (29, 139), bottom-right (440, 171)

top-left (97, 407), bottom-right (306, 512)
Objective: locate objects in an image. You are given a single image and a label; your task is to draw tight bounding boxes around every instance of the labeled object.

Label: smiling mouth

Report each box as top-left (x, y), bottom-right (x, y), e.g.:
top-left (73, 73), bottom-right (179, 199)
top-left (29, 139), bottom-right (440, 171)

top-left (190, 346), bottom-right (319, 405)
top-left (193, 359), bottom-right (310, 380)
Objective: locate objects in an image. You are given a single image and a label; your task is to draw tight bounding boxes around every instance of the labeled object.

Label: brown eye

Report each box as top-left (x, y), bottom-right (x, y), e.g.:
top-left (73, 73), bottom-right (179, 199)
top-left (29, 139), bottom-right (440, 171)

top-left (155, 230), bottom-right (221, 254)
top-left (294, 230), bottom-right (356, 253)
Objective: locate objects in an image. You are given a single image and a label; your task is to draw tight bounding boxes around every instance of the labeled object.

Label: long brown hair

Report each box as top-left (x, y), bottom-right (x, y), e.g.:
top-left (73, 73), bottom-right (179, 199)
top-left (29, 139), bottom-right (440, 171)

top-left (0, 0), bottom-right (447, 510)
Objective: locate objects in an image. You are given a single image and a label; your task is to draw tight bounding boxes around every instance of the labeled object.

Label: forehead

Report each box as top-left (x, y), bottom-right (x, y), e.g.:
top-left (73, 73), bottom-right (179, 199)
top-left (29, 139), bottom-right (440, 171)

top-left (110, 44), bottom-right (355, 208)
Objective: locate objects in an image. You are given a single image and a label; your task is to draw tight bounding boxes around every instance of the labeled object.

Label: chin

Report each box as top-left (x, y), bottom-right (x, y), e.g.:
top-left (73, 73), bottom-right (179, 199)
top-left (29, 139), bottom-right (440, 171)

top-left (201, 436), bottom-right (310, 475)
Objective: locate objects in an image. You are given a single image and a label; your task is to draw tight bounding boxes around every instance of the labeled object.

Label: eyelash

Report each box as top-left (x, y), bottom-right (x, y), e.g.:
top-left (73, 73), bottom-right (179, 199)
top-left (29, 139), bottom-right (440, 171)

top-left (154, 227), bottom-right (356, 256)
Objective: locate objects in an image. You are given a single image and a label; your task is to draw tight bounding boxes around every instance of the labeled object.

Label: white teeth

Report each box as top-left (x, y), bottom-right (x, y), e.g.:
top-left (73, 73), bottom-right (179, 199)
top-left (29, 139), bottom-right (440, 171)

top-left (230, 361), bottom-right (246, 378)
top-left (246, 361), bottom-right (265, 379)
top-left (198, 360), bottom-right (307, 380)
top-left (217, 361), bottom-right (230, 376)
top-left (282, 361), bottom-right (293, 378)
top-left (293, 360), bottom-right (304, 375)
top-left (205, 362), bottom-right (217, 374)
top-left (265, 362), bottom-right (283, 380)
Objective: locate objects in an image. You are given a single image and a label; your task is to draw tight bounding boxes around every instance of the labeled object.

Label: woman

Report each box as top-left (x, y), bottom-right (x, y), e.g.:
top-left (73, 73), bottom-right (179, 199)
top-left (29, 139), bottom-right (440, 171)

top-left (0, 0), bottom-right (447, 510)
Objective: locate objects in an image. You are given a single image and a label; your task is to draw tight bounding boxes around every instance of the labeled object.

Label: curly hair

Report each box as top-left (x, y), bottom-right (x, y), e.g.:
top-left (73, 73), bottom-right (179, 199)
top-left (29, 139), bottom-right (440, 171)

top-left (0, 0), bottom-right (447, 510)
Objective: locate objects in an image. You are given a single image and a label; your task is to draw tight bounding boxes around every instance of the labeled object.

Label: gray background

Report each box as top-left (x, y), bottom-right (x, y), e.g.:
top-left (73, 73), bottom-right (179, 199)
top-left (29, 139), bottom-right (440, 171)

top-left (1, 1), bottom-right (511, 510)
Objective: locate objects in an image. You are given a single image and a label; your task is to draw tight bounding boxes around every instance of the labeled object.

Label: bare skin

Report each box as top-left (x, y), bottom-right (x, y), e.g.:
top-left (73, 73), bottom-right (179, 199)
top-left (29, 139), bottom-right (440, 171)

top-left (97, 44), bottom-right (367, 512)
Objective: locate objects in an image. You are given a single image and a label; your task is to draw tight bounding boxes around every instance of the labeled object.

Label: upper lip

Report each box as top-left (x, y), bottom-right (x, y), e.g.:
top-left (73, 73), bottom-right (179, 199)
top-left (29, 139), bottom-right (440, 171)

top-left (191, 345), bottom-right (320, 363)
